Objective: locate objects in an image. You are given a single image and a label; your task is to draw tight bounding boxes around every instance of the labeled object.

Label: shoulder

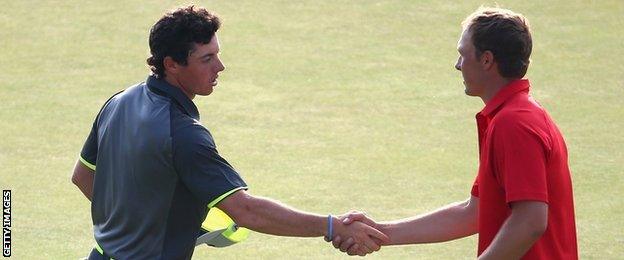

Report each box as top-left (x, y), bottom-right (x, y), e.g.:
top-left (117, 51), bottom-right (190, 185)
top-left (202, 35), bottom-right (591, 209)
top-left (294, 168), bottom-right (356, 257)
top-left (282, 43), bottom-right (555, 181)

top-left (107, 82), bottom-right (145, 103)
top-left (98, 82), bottom-right (149, 114)
top-left (171, 117), bottom-right (216, 150)
top-left (93, 84), bottom-right (140, 126)
top-left (493, 96), bottom-right (548, 130)
top-left (490, 100), bottom-right (553, 150)
top-left (97, 82), bottom-right (172, 123)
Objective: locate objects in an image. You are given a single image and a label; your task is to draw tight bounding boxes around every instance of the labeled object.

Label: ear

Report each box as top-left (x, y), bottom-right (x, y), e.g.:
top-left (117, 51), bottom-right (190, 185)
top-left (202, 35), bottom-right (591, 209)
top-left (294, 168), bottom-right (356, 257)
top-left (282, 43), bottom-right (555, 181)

top-left (163, 56), bottom-right (180, 75)
top-left (480, 50), bottom-right (495, 71)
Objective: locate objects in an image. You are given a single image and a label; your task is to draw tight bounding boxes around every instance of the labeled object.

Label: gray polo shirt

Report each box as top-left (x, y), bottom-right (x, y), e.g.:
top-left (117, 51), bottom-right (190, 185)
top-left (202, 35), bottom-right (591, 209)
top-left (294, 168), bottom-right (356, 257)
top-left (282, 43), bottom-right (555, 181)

top-left (80, 75), bottom-right (247, 259)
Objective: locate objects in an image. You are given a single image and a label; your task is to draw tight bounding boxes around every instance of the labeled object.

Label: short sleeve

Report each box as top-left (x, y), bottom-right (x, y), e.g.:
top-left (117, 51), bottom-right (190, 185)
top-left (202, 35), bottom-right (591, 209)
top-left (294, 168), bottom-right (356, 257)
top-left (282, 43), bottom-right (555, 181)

top-left (470, 175), bottom-right (479, 197)
top-left (78, 91), bottom-right (123, 171)
top-left (492, 118), bottom-right (550, 204)
top-left (173, 126), bottom-right (247, 207)
top-left (79, 119), bottom-right (98, 171)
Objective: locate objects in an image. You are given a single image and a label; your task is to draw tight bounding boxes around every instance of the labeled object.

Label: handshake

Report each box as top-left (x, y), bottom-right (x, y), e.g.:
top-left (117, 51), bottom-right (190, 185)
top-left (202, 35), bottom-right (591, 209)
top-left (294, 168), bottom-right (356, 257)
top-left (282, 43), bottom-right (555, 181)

top-left (328, 211), bottom-right (388, 257)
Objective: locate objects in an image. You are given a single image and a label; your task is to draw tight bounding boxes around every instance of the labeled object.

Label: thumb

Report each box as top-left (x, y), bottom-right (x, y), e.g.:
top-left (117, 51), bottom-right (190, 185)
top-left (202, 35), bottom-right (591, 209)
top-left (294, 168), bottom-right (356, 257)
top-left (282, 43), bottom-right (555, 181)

top-left (344, 212), bottom-right (377, 228)
top-left (342, 212), bottom-right (367, 224)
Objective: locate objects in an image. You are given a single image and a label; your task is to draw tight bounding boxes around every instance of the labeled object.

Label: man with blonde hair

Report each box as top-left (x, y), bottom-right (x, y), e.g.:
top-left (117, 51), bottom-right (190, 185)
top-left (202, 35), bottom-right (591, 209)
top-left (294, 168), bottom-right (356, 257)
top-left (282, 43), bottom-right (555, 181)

top-left (334, 7), bottom-right (578, 259)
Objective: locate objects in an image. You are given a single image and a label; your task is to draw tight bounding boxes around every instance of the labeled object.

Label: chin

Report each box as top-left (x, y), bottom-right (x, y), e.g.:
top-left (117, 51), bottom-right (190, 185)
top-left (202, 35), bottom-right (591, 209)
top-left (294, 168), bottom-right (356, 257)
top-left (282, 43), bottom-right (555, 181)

top-left (197, 87), bottom-right (214, 96)
top-left (198, 91), bottom-right (213, 96)
top-left (464, 89), bottom-right (477, 96)
top-left (463, 83), bottom-right (480, 97)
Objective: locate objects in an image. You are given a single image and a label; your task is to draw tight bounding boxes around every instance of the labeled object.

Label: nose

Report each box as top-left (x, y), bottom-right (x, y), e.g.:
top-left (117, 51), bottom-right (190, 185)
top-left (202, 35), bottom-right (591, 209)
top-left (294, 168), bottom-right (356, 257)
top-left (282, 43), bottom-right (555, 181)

top-left (216, 57), bottom-right (226, 72)
top-left (455, 57), bottom-right (461, 71)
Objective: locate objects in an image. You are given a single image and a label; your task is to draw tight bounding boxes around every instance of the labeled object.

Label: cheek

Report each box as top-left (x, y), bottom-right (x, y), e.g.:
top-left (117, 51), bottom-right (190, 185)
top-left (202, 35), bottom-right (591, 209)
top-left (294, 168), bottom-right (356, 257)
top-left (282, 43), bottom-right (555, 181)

top-left (462, 62), bottom-right (474, 75)
top-left (200, 64), bottom-right (215, 77)
top-left (192, 66), bottom-right (209, 80)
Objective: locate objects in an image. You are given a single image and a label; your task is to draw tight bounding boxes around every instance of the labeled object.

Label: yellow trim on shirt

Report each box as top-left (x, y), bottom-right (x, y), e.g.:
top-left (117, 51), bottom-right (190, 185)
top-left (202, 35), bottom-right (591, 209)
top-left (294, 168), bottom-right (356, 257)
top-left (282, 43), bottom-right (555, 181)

top-left (79, 155), bottom-right (96, 171)
top-left (208, 187), bottom-right (247, 208)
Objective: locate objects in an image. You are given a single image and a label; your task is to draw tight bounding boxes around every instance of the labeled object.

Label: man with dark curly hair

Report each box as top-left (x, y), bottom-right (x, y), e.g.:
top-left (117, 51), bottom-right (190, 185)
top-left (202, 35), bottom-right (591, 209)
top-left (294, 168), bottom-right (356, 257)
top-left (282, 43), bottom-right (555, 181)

top-left (71, 5), bottom-right (387, 259)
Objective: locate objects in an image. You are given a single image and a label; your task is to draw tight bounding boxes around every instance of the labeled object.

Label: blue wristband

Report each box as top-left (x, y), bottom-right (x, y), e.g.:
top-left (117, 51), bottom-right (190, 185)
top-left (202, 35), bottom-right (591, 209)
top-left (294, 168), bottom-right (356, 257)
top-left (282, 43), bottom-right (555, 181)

top-left (325, 214), bottom-right (333, 242)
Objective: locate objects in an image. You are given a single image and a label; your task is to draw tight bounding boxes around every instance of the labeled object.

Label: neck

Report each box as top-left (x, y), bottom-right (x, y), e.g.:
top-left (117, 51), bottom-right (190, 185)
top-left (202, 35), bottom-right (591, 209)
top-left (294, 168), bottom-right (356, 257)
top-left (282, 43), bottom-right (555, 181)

top-left (480, 77), bottom-right (513, 104)
top-left (163, 74), bottom-right (195, 100)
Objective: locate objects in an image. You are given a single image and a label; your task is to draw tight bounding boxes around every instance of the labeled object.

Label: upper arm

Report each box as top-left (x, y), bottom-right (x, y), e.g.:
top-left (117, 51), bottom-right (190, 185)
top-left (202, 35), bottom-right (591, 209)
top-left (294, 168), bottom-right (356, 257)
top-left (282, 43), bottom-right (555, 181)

top-left (79, 114), bottom-right (99, 170)
top-left (464, 196), bottom-right (479, 228)
top-left (466, 195), bottom-right (479, 213)
top-left (78, 89), bottom-right (124, 171)
top-left (457, 195), bottom-right (479, 218)
top-left (214, 189), bottom-right (253, 224)
top-left (509, 200), bottom-right (548, 232)
top-left (73, 114), bottom-right (98, 183)
top-left (72, 159), bottom-right (95, 184)
top-left (72, 159), bottom-right (95, 201)
top-left (492, 116), bottom-right (549, 204)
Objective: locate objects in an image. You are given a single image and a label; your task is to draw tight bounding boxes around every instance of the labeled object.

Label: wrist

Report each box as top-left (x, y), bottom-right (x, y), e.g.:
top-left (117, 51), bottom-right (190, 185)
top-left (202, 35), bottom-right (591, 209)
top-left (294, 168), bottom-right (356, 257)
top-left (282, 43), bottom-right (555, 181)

top-left (376, 222), bottom-right (392, 245)
top-left (377, 222), bottom-right (389, 233)
top-left (323, 214), bottom-right (335, 241)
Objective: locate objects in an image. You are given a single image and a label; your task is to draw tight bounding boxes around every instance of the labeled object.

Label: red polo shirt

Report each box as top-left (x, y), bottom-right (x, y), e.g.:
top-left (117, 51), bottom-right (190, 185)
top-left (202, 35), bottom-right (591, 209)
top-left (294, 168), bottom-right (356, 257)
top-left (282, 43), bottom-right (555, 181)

top-left (470, 79), bottom-right (578, 259)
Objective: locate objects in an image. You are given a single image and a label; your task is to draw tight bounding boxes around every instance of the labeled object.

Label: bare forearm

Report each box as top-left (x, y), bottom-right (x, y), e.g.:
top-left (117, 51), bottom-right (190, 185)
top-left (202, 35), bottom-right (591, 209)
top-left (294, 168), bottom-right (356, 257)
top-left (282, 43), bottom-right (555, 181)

top-left (379, 198), bottom-right (478, 245)
top-left (218, 190), bottom-right (389, 253)
top-left (225, 195), bottom-right (327, 237)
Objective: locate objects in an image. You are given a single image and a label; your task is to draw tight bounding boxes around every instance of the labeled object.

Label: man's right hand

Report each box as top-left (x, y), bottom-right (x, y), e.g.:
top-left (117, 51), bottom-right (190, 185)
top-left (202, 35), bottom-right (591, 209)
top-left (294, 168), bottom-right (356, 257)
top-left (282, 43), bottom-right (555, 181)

top-left (331, 211), bottom-right (387, 256)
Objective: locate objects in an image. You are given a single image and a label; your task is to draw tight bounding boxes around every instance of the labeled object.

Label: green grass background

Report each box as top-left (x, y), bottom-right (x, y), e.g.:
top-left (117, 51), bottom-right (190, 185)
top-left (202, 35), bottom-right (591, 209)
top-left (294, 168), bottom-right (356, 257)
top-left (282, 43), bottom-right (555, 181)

top-left (1, 0), bottom-right (622, 259)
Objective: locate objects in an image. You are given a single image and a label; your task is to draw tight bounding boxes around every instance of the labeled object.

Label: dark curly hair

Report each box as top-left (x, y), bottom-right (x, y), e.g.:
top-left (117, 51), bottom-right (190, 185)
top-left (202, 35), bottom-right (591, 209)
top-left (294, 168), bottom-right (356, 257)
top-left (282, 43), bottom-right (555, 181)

top-left (462, 7), bottom-right (532, 79)
top-left (146, 5), bottom-right (221, 78)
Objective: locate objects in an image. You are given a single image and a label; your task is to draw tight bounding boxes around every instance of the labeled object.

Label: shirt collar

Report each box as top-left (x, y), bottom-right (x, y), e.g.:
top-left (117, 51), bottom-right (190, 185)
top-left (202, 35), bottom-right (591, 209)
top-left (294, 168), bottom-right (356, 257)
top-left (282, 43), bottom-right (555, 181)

top-left (146, 75), bottom-right (200, 120)
top-left (480, 79), bottom-right (531, 117)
